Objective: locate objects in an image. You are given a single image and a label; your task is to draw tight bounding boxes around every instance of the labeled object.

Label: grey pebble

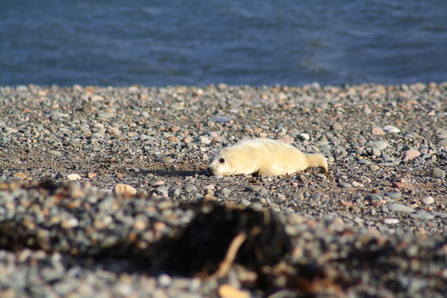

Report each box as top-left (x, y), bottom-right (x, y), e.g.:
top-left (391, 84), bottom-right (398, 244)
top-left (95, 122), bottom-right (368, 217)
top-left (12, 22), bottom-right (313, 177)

top-left (431, 211), bottom-right (447, 218)
top-left (169, 187), bottom-right (181, 197)
top-left (258, 187), bottom-right (269, 197)
top-left (184, 184), bottom-right (198, 193)
top-left (337, 183), bottom-right (352, 188)
top-left (431, 167), bottom-right (445, 178)
top-left (388, 203), bottom-right (415, 213)
top-left (365, 141), bottom-right (389, 150)
top-left (158, 156), bottom-right (174, 163)
top-left (96, 111), bottom-right (114, 119)
top-left (384, 192), bottom-right (402, 199)
top-left (409, 212), bottom-right (434, 220)
top-left (247, 186), bottom-right (263, 192)
top-left (365, 194), bottom-right (382, 201)
top-left (209, 116), bottom-right (230, 123)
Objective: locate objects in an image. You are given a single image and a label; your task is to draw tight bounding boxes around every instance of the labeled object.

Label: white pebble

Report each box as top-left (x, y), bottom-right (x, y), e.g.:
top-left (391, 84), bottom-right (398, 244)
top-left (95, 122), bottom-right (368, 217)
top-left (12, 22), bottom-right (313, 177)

top-left (384, 218), bottom-right (399, 224)
top-left (67, 173), bottom-right (81, 181)
top-left (421, 196), bottom-right (434, 205)
top-left (382, 125), bottom-right (401, 133)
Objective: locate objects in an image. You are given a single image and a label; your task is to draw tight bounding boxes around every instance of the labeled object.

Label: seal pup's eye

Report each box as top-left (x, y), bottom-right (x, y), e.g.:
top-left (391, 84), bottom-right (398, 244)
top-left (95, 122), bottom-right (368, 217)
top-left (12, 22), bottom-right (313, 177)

top-left (219, 158), bottom-right (226, 163)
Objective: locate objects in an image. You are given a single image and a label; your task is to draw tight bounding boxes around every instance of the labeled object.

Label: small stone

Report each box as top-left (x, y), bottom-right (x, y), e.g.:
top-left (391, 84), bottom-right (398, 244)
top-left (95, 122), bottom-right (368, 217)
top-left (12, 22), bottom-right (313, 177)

top-left (96, 111), bottom-right (115, 120)
top-left (183, 136), bottom-right (193, 143)
top-left (382, 125), bottom-right (401, 133)
top-left (203, 184), bottom-right (215, 190)
top-left (169, 103), bottom-right (184, 110)
top-left (87, 173), bottom-right (97, 179)
top-left (209, 116), bottom-right (230, 123)
top-left (421, 196), bottom-right (434, 205)
top-left (431, 211), bottom-right (447, 218)
top-left (159, 156), bottom-right (174, 163)
top-left (167, 136), bottom-right (180, 143)
top-left (331, 123), bottom-right (342, 130)
top-left (365, 194), bottom-right (382, 201)
top-left (403, 149), bottom-right (421, 160)
top-left (204, 194), bottom-right (217, 200)
top-left (48, 150), bottom-right (63, 157)
top-left (170, 126), bottom-right (181, 132)
top-left (392, 178), bottom-right (407, 188)
top-left (409, 212), bottom-right (434, 219)
top-left (372, 126), bottom-right (386, 135)
top-left (133, 219), bottom-right (146, 231)
top-left (337, 183), bottom-right (351, 188)
top-left (218, 284), bottom-right (250, 298)
top-left (153, 181), bottom-right (165, 186)
top-left (384, 218), bottom-right (399, 224)
top-left (384, 192), bottom-right (401, 199)
top-left (220, 188), bottom-right (232, 196)
top-left (365, 141), bottom-right (389, 150)
top-left (13, 172), bottom-right (27, 179)
top-left (371, 148), bottom-right (381, 156)
top-left (432, 167), bottom-right (445, 178)
top-left (158, 274), bottom-right (172, 287)
top-left (199, 136), bottom-right (211, 144)
top-left (114, 184), bottom-right (137, 195)
top-left (298, 133), bottom-right (310, 141)
top-left (67, 174), bottom-right (82, 181)
top-left (240, 199), bottom-right (251, 206)
top-left (351, 181), bottom-right (365, 187)
top-left (388, 203), bottom-right (414, 213)
top-left (61, 218), bottom-right (79, 229)
top-left (184, 184), bottom-right (198, 193)
top-left (369, 164), bottom-right (380, 172)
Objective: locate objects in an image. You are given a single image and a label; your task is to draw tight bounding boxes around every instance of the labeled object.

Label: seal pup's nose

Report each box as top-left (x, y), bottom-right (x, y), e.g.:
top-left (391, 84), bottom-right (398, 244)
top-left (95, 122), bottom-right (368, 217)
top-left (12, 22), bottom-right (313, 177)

top-left (206, 167), bottom-right (213, 175)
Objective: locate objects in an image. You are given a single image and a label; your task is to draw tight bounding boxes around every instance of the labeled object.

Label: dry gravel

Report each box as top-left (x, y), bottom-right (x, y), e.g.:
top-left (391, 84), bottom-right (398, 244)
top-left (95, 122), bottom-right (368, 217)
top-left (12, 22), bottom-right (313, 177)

top-left (1, 82), bottom-right (447, 297)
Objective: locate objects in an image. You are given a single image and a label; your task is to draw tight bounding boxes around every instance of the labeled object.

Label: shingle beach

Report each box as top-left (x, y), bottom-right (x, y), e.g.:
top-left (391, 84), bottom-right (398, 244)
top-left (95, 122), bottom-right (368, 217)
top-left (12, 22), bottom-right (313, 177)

top-left (1, 83), bottom-right (447, 297)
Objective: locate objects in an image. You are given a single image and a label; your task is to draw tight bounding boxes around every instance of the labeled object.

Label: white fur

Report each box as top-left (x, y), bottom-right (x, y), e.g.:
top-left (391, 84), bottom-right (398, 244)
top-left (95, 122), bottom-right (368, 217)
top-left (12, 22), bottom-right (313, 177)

top-left (207, 138), bottom-right (328, 176)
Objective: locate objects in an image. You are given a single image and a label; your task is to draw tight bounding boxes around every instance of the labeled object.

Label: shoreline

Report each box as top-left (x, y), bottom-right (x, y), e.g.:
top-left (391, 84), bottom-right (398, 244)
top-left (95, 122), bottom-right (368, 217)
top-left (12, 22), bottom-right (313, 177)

top-left (1, 83), bottom-right (447, 297)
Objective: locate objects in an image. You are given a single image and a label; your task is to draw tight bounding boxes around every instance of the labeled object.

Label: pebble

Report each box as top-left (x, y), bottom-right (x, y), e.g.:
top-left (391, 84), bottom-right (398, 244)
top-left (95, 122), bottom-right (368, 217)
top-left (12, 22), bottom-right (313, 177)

top-left (431, 167), bottom-right (445, 178)
top-left (371, 126), bottom-right (385, 135)
top-left (114, 184), bottom-right (137, 195)
top-left (388, 203), bottom-right (415, 213)
top-left (218, 284), bottom-right (250, 298)
top-left (198, 136), bottom-right (211, 144)
top-left (364, 194), bottom-right (382, 202)
top-left (382, 125), bottom-right (401, 133)
top-left (184, 184), bottom-right (198, 193)
top-left (209, 116), bottom-right (230, 123)
top-left (409, 212), bottom-right (434, 220)
top-left (431, 211), bottom-right (447, 218)
top-left (384, 218), bottom-right (399, 224)
top-left (421, 196), bottom-right (434, 205)
top-left (159, 156), bottom-right (174, 163)
top-left (383, 192), bottom-right (402, 199)
top-left (368, 164), bottom-right (380, 171)
top-left (365, 141), bottom-right (389, 150)
top-left (67, 174), bottom-right (82, 181)
top-left (337, 183), bottom-right (351, 188)
top-left (403, 149), bottom-right (421, 160)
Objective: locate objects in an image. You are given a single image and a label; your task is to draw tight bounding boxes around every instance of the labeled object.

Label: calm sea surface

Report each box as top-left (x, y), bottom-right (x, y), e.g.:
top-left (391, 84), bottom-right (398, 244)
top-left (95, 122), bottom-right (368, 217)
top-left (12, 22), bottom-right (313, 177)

top-left (1, 0), bottom-right (446, 87)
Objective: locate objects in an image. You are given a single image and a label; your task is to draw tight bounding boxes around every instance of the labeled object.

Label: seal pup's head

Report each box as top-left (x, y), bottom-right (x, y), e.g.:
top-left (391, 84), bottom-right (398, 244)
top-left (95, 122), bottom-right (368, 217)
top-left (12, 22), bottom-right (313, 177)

top-left (207, 148), bottom-right (242, 176)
